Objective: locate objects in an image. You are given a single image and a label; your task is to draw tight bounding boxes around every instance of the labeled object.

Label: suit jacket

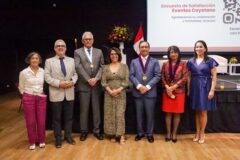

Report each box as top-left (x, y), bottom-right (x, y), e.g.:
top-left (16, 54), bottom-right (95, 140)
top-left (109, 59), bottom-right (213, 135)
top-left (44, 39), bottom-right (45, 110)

top-left (74, 47), bottom-right (104, 91)
top-left (44, 55), bottom-right (78, 102)
top-left (130, 56), bottom-right (161, 98)
top-left (161, 61), bottom-right (188, 93)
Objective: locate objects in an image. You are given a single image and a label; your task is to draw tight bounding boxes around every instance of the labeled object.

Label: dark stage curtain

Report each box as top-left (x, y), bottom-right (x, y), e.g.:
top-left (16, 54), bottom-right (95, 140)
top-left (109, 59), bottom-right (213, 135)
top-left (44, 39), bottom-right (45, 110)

top-left (45, 89), bottom-right (240, 134)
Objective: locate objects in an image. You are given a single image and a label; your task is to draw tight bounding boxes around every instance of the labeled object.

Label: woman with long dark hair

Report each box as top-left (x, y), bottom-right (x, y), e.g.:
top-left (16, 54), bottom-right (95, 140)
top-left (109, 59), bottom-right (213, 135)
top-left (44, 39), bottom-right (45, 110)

top-left (101, 47), bottom-right (129, 144)
top-left (187, 40), bottom-right (218, 144)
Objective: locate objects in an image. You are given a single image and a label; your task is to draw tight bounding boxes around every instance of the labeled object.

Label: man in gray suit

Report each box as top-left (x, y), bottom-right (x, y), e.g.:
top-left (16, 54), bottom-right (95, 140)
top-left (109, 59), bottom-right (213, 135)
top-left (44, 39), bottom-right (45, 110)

top-left (45, 39), bottom-right (78, 148)
top-left (74, 31), bottom-right (104, 141)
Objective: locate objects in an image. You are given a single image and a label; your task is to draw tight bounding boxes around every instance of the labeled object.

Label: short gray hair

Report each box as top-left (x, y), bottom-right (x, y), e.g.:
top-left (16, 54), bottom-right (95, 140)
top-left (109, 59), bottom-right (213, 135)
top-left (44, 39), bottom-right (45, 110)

top-left (54, 39), bottom-right (66, 48)
top-left (82, 31), bottom-right (94, 40)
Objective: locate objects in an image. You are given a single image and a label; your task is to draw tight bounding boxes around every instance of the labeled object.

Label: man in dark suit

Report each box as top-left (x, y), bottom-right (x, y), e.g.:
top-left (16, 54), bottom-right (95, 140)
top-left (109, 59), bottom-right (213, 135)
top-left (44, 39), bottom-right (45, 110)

top-left (45, 39), bottom-right (78, 148)
top-left (74, 31), bottom-right (104, 141)
top-left (130, 41), bottom-right (161, 143)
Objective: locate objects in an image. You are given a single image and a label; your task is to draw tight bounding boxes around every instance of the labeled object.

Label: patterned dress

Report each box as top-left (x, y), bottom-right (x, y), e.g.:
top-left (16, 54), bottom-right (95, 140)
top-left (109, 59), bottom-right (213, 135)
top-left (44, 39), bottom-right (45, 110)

top-left (101, 63), bottom-right (129, 136)
top-left (187, 57), bottom-right (218, 111)
top-left (161, 61), bottom-right (188, 113)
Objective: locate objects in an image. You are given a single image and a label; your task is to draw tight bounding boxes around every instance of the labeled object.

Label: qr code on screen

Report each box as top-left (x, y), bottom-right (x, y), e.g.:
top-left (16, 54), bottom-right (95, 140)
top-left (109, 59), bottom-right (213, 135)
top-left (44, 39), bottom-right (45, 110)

top-left (223, 0), bottom-right (240, 24)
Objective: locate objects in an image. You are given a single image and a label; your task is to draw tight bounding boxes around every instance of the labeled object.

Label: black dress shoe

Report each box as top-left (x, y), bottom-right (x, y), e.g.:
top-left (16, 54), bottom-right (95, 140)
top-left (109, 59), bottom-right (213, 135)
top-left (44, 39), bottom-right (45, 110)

top-left (65, 137), bottom-right (76, 145)
top-left (94, 133), bottom-right (104, 140)
top-left (147, 136), bottom-right (154, 143)
top-left (135, 135), bottom-right (144, 141)
top-left (55, 139), bottom-right (62, 148)
top-left (80, 133), bottom-right (88, 141)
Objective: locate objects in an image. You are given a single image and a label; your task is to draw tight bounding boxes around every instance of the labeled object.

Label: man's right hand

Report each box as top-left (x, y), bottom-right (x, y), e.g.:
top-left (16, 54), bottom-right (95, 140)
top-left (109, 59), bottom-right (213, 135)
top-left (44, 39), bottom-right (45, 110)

top-left (139, 86), bottom-right (149, 94)
top-left (88, 78), bottom-right (98, 87)
top-left (59, 80), bottom-right (68, 88)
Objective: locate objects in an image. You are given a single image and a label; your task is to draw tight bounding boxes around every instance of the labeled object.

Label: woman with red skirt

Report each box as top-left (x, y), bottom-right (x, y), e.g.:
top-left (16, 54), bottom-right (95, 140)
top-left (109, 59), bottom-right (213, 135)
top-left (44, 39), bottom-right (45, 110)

top-left (161, 46), bottom-right (188, 143)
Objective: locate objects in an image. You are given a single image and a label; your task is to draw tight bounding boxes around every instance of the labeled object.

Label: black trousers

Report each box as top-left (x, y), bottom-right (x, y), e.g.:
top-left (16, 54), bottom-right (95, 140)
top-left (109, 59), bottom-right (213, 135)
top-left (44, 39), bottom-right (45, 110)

top-left (51, 99), bottom-right (74, 140)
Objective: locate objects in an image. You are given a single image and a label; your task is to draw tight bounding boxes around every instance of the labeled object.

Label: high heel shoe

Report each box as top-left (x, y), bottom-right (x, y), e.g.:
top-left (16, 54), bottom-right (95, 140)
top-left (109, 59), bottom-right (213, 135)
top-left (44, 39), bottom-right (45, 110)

top-left (198, 135), bottom-right (205, 144)
top-left (193, 135), bottom-right (199, 142)
top-left (193, 137), bottom-right (199, 142)
top-left (120, 136), bottom-right (125, 145)
top-left (110, 137), bottom-right (116, 143)
top-left (172, 138), bottom-right (178, 143)
top-left (165, 137), bottom-right (171, 142)
top-left (165, 133), bottom-right (171, 142)
top-left (172, 134), bottom-right (177, 143)
top-left (198, 138), bottom-right (205, 144)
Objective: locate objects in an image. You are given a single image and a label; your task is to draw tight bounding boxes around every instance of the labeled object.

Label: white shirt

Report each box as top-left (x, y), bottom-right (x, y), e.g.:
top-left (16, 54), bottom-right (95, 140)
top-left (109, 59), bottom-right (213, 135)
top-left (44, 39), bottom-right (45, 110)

top-left (141, 55), bottom-right (149, 66)
top-left (19, 66), bottom-right (45, 96)
top-left (84, 47), bottom-right (93, 63)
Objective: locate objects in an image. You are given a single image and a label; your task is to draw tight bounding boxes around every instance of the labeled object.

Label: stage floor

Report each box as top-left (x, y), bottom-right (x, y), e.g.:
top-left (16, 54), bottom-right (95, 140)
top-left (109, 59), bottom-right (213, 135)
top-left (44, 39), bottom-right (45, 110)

top-left (1, 92), bottom-right (240, 160)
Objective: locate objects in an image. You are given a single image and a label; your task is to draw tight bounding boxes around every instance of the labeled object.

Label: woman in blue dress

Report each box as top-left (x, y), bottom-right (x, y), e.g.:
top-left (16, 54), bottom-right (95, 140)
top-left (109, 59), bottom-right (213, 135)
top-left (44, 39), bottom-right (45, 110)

top-left (187, 40), bottom-right (218, 144)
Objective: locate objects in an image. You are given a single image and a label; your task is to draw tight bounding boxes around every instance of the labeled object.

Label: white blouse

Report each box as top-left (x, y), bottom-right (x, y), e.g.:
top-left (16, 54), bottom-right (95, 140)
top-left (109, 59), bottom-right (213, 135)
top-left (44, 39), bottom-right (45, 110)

top-left (19, 66), bottom-right (44, 96)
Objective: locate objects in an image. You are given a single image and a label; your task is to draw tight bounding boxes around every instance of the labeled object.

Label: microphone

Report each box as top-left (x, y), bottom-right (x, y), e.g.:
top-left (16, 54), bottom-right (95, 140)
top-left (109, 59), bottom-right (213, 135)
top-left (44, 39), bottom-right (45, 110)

top-left (74, 38), bottom-right (78, 49)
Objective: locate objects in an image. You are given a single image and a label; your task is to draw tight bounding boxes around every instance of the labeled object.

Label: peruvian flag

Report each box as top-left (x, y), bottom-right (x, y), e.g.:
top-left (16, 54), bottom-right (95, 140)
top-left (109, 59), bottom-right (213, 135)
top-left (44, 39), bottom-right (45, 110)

top-left (133, 24), bottom-right (144, 55)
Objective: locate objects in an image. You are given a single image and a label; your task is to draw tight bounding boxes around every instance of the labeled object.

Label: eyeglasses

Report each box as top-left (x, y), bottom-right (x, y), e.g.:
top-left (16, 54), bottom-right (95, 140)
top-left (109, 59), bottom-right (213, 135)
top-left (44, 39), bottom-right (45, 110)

top-left (55, 45), bottom-right (66, 48)
top-left (84, 38), bottom-right (93, 42)
top-left (140, 46), bottom-right (149, 49)
top-left (170, 51), bottom-right (178, 54)
top-left (110, 53), bottom-right (118, 56)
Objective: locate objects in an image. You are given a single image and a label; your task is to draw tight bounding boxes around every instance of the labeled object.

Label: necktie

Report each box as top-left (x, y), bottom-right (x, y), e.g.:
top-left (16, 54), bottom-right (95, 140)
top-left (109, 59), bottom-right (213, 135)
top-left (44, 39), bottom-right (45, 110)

top-left (87, 48), bottom-right (91, 55)
top-left (60, 58), bottom-right (67, 77)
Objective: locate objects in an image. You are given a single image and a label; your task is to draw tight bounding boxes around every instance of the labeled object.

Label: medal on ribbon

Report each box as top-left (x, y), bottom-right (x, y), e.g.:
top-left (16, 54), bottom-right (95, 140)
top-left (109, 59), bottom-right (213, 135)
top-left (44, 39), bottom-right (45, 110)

top-left (139, 56), bottom-right (150, 82)
top-left (167, 61), bottom-right (179, 99)
top-left (142, 75), bottom-right (148, 81)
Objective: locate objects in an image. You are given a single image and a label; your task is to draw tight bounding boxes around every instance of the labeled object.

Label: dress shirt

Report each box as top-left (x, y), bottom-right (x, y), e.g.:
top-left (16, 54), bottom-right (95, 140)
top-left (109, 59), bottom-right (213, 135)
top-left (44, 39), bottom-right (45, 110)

top-left (141, 55), bottom-right (148, 66)
top-left (19, 66), bottom-right (45, 96)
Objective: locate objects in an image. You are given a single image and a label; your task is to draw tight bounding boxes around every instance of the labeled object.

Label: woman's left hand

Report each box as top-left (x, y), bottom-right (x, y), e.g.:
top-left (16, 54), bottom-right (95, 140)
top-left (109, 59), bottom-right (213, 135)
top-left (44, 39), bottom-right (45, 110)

top-left (208, 90), bottom-right (214, 100)
top-left (169, 84), bottom-right (177, 92)
top-left (111, 89), bottom-right (121, 97)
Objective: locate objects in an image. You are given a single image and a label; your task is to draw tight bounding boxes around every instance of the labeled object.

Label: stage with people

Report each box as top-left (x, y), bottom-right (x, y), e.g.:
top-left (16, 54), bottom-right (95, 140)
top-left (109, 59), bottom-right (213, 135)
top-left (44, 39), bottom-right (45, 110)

top-left (1, 0), bottom-right (240, 159)
top-left (45, 74), bottom-right (240, 134)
